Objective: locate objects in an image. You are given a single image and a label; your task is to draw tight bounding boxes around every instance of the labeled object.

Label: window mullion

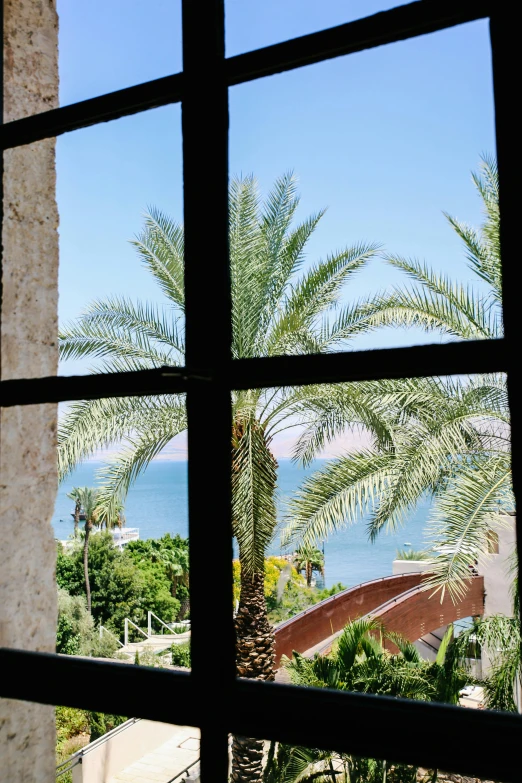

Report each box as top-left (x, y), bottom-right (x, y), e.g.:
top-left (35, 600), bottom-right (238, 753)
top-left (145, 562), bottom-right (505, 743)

top-left (490, 10), bottom-right (522, 644)
top-left (182, 2), bottom-right (234, 781)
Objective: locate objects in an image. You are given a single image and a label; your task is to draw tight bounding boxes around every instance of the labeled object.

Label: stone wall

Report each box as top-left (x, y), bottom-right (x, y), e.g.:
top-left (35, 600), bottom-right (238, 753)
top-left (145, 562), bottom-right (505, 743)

top-left (1, 1), bottom-right (59, 781)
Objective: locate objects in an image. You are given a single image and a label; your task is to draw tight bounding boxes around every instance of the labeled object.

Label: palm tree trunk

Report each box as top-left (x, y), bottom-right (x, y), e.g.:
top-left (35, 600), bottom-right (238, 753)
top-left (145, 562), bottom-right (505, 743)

top-left (83, 521), bottom-right (92, 613)
top-left (74, 500), bottom-right (80, 537)
top-left (306, 561), bottom-right (312, 587)
top-left (231, 570), bottom-right (275, 783)
top-left (177, 596), bottom-right (190, 621)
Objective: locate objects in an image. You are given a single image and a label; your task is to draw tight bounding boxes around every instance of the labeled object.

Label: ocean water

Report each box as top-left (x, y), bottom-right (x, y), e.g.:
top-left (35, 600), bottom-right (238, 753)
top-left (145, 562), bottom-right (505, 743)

top-left (54, 459), bottom-right (430, 588)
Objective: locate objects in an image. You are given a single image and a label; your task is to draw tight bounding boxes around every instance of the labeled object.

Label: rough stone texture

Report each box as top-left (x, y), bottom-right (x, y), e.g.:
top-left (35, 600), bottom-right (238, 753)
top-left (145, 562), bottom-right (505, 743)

top-left (1, 1), bottom-right (59, 781)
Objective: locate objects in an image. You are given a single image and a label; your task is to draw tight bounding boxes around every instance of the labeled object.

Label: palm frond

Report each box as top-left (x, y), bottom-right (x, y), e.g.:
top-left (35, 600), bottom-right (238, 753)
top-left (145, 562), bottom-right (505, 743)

top-left (282, 450), bottom-right (390, 549)
top-left (290, 381), bottom-right (401, 467)
top-left (229, 175), bottom-right (266, 359)
top-left (59, 296), bottom-right (183, 365)
top-left (232, 418), bottom-right (278, 576)
top-left (335, 617), bottom-right (383, 671)
top-left (95, 403), bottom-right (187, 515)
top-left (365, 276), bottom-right (497, 340)
top-left (131, 208), bottom-right (185, 309)
top-left (58, 395), bottom-right (184, 480)
top-left (265, 243), bottom-right (380, 356)
top-left (450, 612), bottom-right (520, 712)
top-left (424, 454), bottom-right (514, 602)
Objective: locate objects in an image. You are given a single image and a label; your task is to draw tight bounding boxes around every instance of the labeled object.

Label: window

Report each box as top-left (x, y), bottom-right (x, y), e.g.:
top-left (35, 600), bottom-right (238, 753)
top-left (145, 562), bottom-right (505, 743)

top-left (1, 2), bottom-right (520, 781)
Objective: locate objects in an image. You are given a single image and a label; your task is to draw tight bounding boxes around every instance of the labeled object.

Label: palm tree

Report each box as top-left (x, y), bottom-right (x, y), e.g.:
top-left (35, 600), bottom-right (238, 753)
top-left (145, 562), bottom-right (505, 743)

top-left (293, 544), bottom-right (324, 587)
top-left (263, 742), bottom-right (421, 783)
top-left (152, 541), bottom-right (190, 599)
top-left (67, 487), bottom-right (82, 537)
top-left (450, 576), bottom-right (521, 712)
top-left (71, 487), bottom-right (100, 613)
top-left (57, 173), bottom-right (381, 783)
top-left (96, 496), bottom-right (126, 530)
top-left (265, 618), bottom-right (467, 783)
top-left (283, 158), bottom-right (514, 601)
top-left (285, 617), bottom-right (466, 704)
top-left (451, 613), bottom-right (521, 712)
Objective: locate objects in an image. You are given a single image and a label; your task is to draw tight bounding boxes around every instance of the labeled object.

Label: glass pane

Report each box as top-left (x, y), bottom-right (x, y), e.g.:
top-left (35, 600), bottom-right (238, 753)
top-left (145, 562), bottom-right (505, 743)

top-left (229, 21), bottom-right (497, 356)
top-left (54, 393), bottom-right (190, 670)
top-left (255, 738), bottom-right (509, 783)
top-left (226, 0), bottom-right (400, 57)
top-left (230, 374), bottom-right (517, 721)
top-left (57, 105), bottom-right (183, 377)
top-left (57, 709), bottom-right (198, 783)
top-left (58, 0), bottom-right (182, 106)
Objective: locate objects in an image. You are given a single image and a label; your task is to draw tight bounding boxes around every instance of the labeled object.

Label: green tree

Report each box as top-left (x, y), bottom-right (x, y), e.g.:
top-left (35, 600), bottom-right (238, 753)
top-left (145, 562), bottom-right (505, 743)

top-left (57, 533), bottom-right (180, 635)
top-left (56, 587), bottom-right (93, 655)
top-left (88, 712), bottom-right (126, 742)
top-left (265, 618), bottom-right (467, 783)
top-left (283, 158), bottom-right (513, 601)
top-left (293, 544), bottom-right (324, 587)
top-left (56, 614), bottom-right (81, 655)
top-left (67, 487), bottom-right (100, 612)
top-left (127, 534), bottom-right (190, 618)
top-left (58, 174), bottom-right (381, 783)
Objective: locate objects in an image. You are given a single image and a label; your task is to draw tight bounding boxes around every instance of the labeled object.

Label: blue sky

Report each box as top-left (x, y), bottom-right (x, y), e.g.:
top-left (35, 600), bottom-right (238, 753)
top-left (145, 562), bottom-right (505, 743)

top-left (56, 1), bottom-right (496, 459)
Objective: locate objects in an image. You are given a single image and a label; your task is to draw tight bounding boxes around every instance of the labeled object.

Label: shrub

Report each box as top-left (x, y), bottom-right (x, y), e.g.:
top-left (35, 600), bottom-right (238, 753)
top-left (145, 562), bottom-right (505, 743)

top-left (56, 614), bottom-right (81, 655)
top-left (56, 706), bottom-right (90, 749)
top-left (56, 587), bottom-right (95, 655)
top-left (171, 641), bottom-right (191, 668)
top-left (88, 712), bottom-right (126, 742)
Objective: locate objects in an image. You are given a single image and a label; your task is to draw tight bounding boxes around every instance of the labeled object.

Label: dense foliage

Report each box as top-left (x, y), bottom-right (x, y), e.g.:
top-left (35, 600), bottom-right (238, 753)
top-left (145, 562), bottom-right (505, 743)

top-left (56, 707), bottom-right (126, 782)
top-left (56, 587), bottom-right (119, 657)
top-left (171, 641), bottom-right (191, 668)
top-left (267, 618), bottom-right (470, 782)
top-left (56, 533), bottom-right (189, 639)
top-left (285, 617), bottom-right (467, 703)
top-left (263, 743), bottom-right (424, 783)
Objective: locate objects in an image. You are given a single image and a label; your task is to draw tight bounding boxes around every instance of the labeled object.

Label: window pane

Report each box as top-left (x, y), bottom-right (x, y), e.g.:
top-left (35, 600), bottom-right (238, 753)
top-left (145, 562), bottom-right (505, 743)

top-left (57, 708), bottom-right (198, 783)
top-left (0, 692), bottom-right (198, 781)
top-left (230, 375), bottom-right (518, 722)
top-left (57, 106), bottom-right (183, 377)
top-left (229, 21), bottom-right (497, 357)
top-left (54, 393), bottom-right (190, 670)
top-left (226, 0), bottom-right (401, 57)
top-left (58, 0), bottom-right (182, 106)
top-left (256, 738), bottom-right (509, 783)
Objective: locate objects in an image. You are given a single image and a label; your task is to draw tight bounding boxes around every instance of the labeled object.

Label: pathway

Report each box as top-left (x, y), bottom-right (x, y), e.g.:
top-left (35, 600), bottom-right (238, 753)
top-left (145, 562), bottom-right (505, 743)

top-left (109, 726), bottom-right (200, 783)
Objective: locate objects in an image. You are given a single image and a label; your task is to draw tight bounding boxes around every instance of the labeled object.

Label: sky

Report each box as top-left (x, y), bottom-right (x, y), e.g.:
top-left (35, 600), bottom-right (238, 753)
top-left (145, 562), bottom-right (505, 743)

top-left (56, 1), bottom-right (496, 459)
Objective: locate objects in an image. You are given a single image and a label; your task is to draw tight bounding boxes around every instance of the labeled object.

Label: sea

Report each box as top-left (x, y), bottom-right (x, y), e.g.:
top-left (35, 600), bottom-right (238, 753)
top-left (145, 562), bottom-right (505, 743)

top-left (54, 459), bottom-right (431, 589)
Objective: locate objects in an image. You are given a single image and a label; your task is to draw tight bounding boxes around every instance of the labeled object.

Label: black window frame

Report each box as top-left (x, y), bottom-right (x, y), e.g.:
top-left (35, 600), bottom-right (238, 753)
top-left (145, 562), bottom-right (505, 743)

top-left (1, 1), bottom-right (520, 781)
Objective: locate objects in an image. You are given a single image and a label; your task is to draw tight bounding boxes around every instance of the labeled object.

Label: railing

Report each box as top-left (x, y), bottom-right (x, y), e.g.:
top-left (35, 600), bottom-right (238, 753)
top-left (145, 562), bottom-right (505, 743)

top-left (112, 527), bottom-right (139, 547)
top-left (124, 617), bottom-right (149, 647)
top-left (148, 609), bottom-right (177, 636)
top-left (56, 718), bottom-right (140, 778)
top-left (166, 735), bottom-right (231, 782)
top-left (167, 758), bottom-right (200, 783)
top-left (275, 572), bottom-right (422, 631)
top-left (99, 624), bottom-right (124, 647)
